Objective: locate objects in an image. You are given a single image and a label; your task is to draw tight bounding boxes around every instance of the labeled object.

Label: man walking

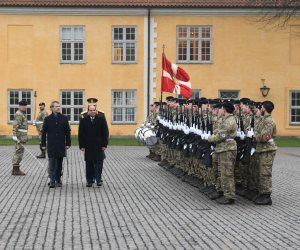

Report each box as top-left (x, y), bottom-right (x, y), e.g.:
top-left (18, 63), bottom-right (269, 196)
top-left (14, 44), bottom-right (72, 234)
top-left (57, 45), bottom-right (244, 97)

top-left (78, 105), bottom-right (109, 187)
top-left (34, 102), bottom-right (48, 158)
top-left (41, 101), bottom-right (71, 188)
top-left (12, 100), bottom-right (28, 176)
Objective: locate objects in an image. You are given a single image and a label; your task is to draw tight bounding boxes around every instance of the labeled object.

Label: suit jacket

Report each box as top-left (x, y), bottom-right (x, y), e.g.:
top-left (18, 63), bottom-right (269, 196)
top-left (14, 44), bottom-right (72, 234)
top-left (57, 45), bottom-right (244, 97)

top-left (78, 114), bottom-right (109, 162)
top-left (41, 113), bottom-right (71, 158)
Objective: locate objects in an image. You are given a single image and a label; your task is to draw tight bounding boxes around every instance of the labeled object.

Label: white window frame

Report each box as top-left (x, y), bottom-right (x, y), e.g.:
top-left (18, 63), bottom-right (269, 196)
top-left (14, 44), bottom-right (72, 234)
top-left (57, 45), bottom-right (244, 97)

top-left (176, 26), bottom-right (213, 64)
top-left (60, 90), bottom-right (85, 124)
top-left (8, 89), bottom-right (33, 123)
top-left (219, 90), bottom-right (240, 100)
top-left (60, 26), bottom-right (85, 64)
top-left (290, 90), bottom-right (300, 125)
top-left (112, 26), bottom-right (137, 64)
top-left (112, 90), bottom-right (137, 124)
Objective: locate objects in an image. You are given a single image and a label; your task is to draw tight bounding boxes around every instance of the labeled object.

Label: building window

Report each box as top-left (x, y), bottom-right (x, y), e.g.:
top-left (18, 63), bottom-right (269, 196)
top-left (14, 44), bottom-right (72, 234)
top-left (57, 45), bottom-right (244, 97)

top-left (178, 89), bottom-right (201, 99)
top-left (177, 26), bottom-right (212, 63)
top-left (60, 90), bottom-right (84, 123)
top-left (8, 90), bottom-right (33, 122)
top-left (112, 26), bottom-right (137, 63)
top-left (60, 26), bottom-right (85, 63)
top-left (219, 90), bottom-right (240, 100)
top-left (290, 90), bottom-right (300, 125)
top-left (112, 90), bottom-right (136, 123)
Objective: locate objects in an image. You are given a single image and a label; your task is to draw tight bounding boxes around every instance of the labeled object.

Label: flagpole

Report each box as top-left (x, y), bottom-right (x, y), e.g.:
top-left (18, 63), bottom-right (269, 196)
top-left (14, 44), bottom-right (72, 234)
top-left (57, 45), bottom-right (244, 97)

top-left (160, 44), bottom-right (165, 111)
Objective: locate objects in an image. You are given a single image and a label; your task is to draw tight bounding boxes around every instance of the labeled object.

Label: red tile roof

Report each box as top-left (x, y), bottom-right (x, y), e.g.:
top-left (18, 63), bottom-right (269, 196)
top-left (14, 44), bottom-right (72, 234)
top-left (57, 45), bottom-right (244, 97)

top-left (0, 0), bottom-right (290, 8)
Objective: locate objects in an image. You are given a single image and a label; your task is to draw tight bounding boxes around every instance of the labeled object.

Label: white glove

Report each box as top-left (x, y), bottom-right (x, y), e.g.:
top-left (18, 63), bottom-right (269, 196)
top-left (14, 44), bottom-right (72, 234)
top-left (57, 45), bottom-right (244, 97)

top-left (33, 120), bottom-right (36, 126)
top-left (236, 130), bottom-right (241, 138)
top-left (247, 128), bottom-right (254, 138)
top-left (240, 131), bottom-right (245, 140)
top-left (250, 148), bottom-right (256, 156)
top-left (12, 136), bottom-right (19, 143)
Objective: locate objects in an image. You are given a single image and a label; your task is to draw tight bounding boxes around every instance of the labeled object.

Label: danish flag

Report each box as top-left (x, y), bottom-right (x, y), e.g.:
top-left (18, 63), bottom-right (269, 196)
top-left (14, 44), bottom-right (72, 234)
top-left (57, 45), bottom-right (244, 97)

top-left (161, 54), bottom-right (192, 99)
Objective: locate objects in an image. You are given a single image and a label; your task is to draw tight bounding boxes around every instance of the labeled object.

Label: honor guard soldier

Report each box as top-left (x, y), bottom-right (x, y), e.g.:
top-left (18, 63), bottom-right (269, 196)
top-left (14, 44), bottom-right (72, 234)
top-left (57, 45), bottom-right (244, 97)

top-left (34, 102), bottom-right (48, 158)
top-left (12, 100), bottom-right (28, 176)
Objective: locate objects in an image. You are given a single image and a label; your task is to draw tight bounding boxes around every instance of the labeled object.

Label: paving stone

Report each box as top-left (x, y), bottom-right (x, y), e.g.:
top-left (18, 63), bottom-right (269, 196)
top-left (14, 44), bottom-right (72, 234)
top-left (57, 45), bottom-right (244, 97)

top-left (0, 145), bottom-right (299, 249)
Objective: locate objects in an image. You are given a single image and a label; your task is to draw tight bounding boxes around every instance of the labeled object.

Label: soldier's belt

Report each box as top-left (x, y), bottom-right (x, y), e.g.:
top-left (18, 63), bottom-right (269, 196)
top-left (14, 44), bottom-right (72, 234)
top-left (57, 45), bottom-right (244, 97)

top-left (18, 129), bottom-right (28, 133)
top-left (226, 138), bottom-right (234, 142)
top-left (35, 121), bottom-right (43, 124)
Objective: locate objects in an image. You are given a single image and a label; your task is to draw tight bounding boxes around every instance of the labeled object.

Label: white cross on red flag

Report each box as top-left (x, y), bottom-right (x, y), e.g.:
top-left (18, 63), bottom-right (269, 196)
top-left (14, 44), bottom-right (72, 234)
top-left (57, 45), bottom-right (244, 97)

top-left (161, 54), bottom-right (192, 99)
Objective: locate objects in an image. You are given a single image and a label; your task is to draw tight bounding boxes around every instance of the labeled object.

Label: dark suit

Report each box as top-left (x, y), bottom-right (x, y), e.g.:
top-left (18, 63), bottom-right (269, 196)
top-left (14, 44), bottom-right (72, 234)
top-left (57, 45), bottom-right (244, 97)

top-left (78, 114), bottom-right (109, 184)
top-left (41, 113), bottom-right (71, 184)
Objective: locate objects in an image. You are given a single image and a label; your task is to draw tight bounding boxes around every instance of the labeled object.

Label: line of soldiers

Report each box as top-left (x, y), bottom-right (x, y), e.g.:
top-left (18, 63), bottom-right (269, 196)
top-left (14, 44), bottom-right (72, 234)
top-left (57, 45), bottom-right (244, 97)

top-left (145, 96), bottom-right (277, 205)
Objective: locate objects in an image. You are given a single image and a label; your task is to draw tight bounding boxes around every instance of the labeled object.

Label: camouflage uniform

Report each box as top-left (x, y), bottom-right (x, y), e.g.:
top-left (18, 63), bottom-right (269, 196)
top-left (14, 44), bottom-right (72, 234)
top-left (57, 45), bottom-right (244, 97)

top-left (35, 109), bottom-right (48, 157)
top-left (254, 114), bottom-right (277, 195)
top-left (35, 109), bottom-right (48, 140)
top-left (208, 114), bottom-right (237, 199)
top-left (12, 110), bottom-right (28, 175)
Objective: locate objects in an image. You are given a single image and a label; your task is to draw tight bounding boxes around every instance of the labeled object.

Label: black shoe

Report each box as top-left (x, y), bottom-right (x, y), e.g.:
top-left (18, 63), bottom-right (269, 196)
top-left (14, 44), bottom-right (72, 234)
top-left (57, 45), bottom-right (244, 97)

top-left (254, 194), bottom-right (272, 205)
top-left (208, 191), bottom-right (223, 200)
top-left (86, 183), bottom-right (93, 187)
top-left (49, 182), bottom-right (55, 188)
top-left (216, 196), bottom-right (235, 205)
top-left (97, 182), bottom-right (103, 187)
top-left (37, 153), bottom-right (46, 159)
top-left (56, 182), bottom-right (62, 187)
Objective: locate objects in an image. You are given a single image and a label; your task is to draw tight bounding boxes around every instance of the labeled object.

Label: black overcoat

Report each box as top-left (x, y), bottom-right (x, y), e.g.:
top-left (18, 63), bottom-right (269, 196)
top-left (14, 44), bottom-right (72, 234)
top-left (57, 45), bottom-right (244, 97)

top-left (41, 113), bottom-right (71, 158)
top-left (78, 114), bottom-right (109, 162)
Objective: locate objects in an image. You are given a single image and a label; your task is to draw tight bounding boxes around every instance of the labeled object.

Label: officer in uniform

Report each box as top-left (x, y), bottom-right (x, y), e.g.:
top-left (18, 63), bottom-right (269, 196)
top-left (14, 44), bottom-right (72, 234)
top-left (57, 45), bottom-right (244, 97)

top-left (81, 98), bottom-right (108, 183)
top-left (12, 100), bottom-right (28, 176)
top-left (34, 102), bottom-right (48, 158)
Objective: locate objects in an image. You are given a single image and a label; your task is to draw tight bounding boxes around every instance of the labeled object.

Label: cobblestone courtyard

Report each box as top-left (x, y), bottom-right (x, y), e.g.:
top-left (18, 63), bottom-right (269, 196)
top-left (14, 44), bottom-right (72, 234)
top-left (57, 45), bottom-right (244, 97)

top-left (0, 145), bottom-right (299, 249)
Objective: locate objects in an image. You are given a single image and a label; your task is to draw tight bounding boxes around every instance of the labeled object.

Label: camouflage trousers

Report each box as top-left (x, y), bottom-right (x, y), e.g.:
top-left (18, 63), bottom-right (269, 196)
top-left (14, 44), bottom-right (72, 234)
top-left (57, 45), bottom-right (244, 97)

top-left (257, 150), bottom-right (276, 194)
top-left (247, 153), bottom-right (259, 191)
top-left (211, 152), bottom-right (221, 191)
top-left (219, 150), bottom-right (237, 199)
top-left (12, 142), bottom-right (25, 166)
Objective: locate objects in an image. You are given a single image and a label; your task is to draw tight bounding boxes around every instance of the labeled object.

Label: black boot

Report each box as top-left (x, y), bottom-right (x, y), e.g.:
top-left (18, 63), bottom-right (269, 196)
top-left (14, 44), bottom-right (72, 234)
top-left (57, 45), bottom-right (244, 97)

top-left (208, 191), bottom-right (223, 200)
top-left (216, 196), bottom-right (235, 205)
top-left (254, 194), bottom-right (272, 205)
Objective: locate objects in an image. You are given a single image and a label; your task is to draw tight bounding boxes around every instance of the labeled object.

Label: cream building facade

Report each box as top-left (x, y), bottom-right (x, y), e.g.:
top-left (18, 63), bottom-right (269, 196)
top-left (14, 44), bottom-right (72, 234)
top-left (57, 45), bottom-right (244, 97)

top-left (0, 2), bottom-right (299, 136)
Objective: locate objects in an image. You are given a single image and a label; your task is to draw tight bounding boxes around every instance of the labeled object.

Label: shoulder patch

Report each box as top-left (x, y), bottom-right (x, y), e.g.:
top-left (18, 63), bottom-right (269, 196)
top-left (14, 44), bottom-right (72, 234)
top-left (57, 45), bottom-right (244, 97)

top-left (264, 133), bottom-right (271, 141)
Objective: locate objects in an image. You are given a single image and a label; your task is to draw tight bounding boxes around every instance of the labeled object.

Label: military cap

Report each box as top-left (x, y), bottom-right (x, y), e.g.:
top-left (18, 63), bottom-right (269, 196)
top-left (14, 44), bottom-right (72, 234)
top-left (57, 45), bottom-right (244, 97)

top-left (239, 98), bottom-right (251, 104)
top-left (222, 102), bottom-right (234, 113)
top-left (166, 96), bottom-right (175, 101)
top-left (18, 100), bottom-right (27, 106)
top-left (234, 100), bottom-right (241, 105)
top-left (262, 100), bottom-right (275, 113)
top-left (177, 99), bottom-right (186, 105)
top-left (253, 102), bottom-right (262, 109)
top-left (39, 102), bottom-right (45, 106)
top-left (87, 98), bottom-right (98, 104)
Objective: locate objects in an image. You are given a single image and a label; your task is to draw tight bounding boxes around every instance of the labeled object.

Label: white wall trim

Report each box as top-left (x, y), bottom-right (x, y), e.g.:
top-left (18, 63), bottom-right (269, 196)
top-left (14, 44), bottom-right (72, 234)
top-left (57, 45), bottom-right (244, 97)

top-left (0, 7), bottom-right (299, 17)
top-left (143, 17), bottom-right (148, 121)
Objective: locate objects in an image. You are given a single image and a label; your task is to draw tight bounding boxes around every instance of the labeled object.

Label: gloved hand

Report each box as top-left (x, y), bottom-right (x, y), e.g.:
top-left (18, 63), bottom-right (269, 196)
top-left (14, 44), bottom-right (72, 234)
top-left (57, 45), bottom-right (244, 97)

top-left (250, 148), bottom-right (256, 156)
top-left (247, 128), bottom-right (254, 138)
top-left (12, 136), bottom-right (19, 143)
top-left (33, 120), bottom-right (36, 126)
top-left (236, 130), bottom-right (241, 138)
top-left (240, 131), bottom-right (245, 140)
